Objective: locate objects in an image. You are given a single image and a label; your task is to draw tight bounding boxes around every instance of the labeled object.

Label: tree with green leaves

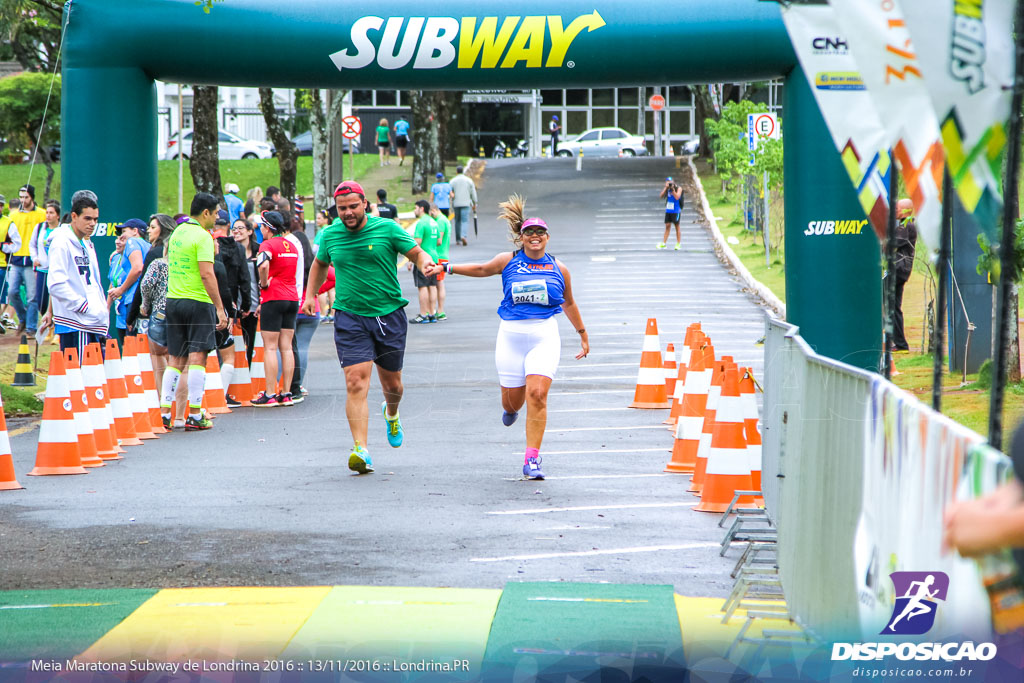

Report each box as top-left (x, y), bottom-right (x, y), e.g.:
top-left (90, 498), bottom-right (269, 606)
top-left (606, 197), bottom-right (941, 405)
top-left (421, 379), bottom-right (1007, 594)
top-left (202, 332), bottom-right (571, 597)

top-left (978, 220), bottom-right (1023, 383)
top-left (0, 71), bottom-right (60, 200)
top-left (704, 99), bottom-right (773, 197)
top-left (189, 85), bottom-right (223, 206)
top-left (0, 0), bottom-right (62, 73)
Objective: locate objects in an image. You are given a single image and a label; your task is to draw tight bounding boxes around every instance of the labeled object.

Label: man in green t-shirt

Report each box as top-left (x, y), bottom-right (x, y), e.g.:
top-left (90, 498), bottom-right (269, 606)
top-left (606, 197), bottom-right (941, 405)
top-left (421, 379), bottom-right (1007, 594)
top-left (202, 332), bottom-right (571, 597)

top-left (409, 199), bottom-right (440, 325)
top-left (161, 192), bottom-right (228, 432)
top-left (429, 203), bottom-right (451, 321)
top-left (303, 181), bottom-right (436, 474)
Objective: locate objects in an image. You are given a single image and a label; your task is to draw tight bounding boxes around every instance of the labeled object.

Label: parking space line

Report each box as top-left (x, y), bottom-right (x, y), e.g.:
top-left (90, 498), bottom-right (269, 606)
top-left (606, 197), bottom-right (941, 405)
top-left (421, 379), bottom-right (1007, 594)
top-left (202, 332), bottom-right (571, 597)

top-left (470, 542), bottom-right (718, 563)
top-left (486, 502), bottom-right (699, 516)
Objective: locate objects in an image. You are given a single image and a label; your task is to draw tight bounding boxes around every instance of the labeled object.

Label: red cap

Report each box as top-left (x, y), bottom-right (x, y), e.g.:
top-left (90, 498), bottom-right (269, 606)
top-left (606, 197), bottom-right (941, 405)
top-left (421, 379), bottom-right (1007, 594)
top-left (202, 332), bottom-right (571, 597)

top-left (334, 181), bottom-right (365, 197)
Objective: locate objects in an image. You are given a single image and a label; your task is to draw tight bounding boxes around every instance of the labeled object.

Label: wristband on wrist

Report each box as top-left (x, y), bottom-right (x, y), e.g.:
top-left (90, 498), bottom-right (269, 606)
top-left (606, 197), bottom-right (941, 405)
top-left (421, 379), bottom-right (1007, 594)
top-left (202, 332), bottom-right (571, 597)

top-left (444, 262), bottom-right (453, 274)
top-left (577, 328), bottom-right (586, 335)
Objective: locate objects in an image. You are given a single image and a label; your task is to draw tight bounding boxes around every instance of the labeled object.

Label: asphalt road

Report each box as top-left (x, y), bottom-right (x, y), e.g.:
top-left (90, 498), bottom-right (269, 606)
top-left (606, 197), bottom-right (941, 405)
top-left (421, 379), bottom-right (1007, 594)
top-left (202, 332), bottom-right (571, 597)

top-left (2, 157), bottom-right (768, 597)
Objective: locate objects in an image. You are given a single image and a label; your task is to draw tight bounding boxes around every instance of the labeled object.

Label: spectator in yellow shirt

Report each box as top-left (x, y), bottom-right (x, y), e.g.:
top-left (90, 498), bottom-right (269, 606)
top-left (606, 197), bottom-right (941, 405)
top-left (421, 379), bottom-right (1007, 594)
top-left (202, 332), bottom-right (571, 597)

top-left (6, 184), bottom-right (46, 333)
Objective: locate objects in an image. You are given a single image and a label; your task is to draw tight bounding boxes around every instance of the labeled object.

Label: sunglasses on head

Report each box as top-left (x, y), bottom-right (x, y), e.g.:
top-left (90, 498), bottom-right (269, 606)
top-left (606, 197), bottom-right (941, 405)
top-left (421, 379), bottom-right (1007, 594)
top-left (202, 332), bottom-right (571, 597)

top-left (521, 227), bottom-right (548, 237)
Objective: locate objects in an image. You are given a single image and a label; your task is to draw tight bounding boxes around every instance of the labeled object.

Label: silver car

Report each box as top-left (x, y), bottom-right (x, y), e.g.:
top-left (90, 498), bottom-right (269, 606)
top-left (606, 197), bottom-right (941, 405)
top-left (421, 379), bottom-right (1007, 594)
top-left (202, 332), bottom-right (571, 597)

top-left (546, 127), bottom-right (649, 157)
top-left (164, 129), bottom-right (274, 160)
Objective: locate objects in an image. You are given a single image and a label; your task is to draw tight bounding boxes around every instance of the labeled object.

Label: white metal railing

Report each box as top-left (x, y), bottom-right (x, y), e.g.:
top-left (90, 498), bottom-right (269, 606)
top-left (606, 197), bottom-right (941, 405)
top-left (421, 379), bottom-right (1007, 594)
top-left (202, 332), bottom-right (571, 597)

top-left (762, 316), bottom-right (1008, 641)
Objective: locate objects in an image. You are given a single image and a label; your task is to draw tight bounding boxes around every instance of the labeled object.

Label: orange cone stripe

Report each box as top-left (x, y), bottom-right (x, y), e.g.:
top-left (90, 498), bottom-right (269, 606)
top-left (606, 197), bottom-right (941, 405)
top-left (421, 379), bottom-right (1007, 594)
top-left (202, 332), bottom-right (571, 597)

top-left (29, 352), bottom-right (87, 476)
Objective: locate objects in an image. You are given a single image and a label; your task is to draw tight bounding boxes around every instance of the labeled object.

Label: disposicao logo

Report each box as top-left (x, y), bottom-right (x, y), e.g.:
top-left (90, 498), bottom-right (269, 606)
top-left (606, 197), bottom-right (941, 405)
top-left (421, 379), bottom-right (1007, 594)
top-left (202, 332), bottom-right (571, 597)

top-left (832, 571), bottom-right (997, 663)
top-left (329, 12), bottom-right (606, 71)
top-left (883, 571), bottom-right (948, 636)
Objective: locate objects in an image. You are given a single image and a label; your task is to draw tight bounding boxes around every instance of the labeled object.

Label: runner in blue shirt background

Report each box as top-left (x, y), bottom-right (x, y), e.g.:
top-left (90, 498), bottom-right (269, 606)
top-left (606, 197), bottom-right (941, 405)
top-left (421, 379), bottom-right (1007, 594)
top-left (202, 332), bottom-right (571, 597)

top-left (431, 173), bottom-right (452, 217)
top-left (394, 117), bottom-right (411, 166)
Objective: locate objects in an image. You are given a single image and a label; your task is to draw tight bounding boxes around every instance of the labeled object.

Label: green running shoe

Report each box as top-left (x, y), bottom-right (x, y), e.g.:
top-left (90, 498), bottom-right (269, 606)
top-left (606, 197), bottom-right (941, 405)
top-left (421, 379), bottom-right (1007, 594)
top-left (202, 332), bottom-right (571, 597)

top-left (382, 401), bottom-right (404, 448)
top-left (349, 443), bottom-right (374, 474)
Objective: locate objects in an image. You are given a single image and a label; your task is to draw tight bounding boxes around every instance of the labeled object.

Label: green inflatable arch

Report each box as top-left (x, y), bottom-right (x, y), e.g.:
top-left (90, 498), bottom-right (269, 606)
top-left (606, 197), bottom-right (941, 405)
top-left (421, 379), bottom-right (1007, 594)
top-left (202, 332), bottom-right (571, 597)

top-left (61, 0), bottom-right (881, 370)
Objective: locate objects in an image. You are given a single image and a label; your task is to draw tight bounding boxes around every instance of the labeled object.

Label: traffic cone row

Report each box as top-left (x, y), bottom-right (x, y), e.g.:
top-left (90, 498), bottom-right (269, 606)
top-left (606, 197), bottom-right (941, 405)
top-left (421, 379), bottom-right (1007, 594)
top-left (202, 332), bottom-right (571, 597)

top-left (7, 329), bottom-right (257, 487)
top-left (627, 320), bottom-right (765, 515)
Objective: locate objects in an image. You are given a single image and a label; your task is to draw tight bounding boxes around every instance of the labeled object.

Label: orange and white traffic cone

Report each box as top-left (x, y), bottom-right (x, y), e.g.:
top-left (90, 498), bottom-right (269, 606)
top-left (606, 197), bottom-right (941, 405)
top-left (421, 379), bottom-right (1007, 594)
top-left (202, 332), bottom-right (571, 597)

top-left (227, 323), bottom-right (253, 406)
top-left (666, 342), bottom-right (713, 474)
top-left (0, 391), bottom-right (24, 490)
top-left (121, 337), bottom-right (157, 439)
top-left (28, 352), bottom-right (87, 476)
top-left (136, 334), bottom-right (167, 434)
top-left (663, 343), bottom-right (677, 402)
top-left (203, 351), bottom-right (231, 414)
top-left (688, 349), bottom-right (725, 494)
top-left (629, 318), bottom-right (671, 409)
top-left (665, 332), bottom-right (705, 428)
top-left (739, 368), bottom-right (765, 506)
top-left (250, 329), bottom-right (266, 397)
top-left (64, 349), bottom-right (104, 468)
top-left (104, 339), bottom-right (143, 447)
top-left (77, 346), bottom-right (121, 461)
top-left (695, 366), bottom-right (757, 513)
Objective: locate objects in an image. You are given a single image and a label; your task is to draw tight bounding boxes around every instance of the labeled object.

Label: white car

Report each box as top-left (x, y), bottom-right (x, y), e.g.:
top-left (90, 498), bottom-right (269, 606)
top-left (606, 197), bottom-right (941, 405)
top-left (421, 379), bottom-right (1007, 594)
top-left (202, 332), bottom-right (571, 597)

top-left (164, 129), bottom-right (274, 160)
top-left (545, 127), bottom-right (649, 158)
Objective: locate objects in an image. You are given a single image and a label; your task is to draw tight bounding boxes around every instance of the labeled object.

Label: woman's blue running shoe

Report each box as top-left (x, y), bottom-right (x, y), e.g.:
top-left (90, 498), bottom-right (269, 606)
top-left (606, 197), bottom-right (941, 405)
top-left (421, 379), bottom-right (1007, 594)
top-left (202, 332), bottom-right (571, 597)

top-left (382, 401), bottom-right (404, 447)
top-left (502, 411), bottom-right (518, 426)
top-left (523, 456), bottom-right (545, 480)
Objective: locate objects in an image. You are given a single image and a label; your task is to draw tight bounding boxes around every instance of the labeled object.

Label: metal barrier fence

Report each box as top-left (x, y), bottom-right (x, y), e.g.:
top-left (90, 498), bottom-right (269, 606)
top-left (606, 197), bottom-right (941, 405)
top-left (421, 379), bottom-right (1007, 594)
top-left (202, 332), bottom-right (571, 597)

top-left (762, 316), bottom-right (1003, 641)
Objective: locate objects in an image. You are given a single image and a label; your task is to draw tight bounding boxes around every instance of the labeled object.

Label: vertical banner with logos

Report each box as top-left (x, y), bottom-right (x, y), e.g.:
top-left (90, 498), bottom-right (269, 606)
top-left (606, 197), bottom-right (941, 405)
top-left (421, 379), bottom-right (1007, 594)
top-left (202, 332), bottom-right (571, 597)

top-left (780, 3), bottom-right (892, 240)
top-left (828, 0), bottom-right (945, 253)
top-left (897, 0), bottom-right (1014, 241)
top-left (854, 379), bottom-right (995, 640)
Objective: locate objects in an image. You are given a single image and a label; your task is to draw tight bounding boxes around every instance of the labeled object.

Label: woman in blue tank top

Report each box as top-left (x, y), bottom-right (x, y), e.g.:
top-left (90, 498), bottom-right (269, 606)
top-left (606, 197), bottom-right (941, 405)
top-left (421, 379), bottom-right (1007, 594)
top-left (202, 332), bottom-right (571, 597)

top-left (426, 194), bottom-right (589, 480)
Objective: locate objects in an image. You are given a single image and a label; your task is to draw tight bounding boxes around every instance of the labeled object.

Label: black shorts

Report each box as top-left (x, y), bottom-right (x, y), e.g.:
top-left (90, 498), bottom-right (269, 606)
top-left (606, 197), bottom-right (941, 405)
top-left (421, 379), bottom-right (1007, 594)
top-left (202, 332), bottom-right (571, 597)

top-left (260, 299), bottom-right (298, 332)
top-left (395, 135), bottom-right (408, 148)
top-left (377, 140), bottom-right (390, 148)
top-left (334, 307), bottom-right (408, 372)
top-left (413, 268), bottom-right (438, 288)
top-left (665, 212), bottom-right (681, 225)
top-left (165, 298), bottom-right (217, 358)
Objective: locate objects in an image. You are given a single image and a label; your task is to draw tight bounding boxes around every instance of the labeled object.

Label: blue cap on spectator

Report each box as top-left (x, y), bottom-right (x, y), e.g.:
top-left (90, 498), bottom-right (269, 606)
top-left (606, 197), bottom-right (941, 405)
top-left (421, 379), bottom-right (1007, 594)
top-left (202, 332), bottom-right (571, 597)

top-left (217, 209), bottom-right (229, 223)
top-left (436, 172), bottom-right (444, 179)
top-left (114, 218), bottom-right (147, 234)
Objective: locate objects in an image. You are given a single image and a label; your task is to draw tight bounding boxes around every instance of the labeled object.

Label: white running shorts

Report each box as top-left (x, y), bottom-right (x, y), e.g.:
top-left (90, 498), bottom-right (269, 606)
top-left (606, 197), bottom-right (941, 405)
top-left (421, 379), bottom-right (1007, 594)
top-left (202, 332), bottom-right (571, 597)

top-left (495, 317), bottom-right (561, 388)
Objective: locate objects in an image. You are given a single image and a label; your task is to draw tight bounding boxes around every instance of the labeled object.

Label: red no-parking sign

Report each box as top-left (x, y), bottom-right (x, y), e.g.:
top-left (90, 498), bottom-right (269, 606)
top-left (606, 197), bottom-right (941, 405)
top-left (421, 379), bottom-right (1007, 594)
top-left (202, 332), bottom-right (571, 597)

top-left (341, 115), bottom-right (362, 139)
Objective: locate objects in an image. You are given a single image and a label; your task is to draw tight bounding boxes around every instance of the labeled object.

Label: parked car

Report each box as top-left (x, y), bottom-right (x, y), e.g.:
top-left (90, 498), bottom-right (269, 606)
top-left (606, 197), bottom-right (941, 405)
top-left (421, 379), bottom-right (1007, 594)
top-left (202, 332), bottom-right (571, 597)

top-left (544, 127), bottom-right (649, 158)
top-left (290, 130), bottom-right (359, 155)
top-left (164, 129), bottom-right (274, 160)
top-left (680, 137), bottom-right (700, 155)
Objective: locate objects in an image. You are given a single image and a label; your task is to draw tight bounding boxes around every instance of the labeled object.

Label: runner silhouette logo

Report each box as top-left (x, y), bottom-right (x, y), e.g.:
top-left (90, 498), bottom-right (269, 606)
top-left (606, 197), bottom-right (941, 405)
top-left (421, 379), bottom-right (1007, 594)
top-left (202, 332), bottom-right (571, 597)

top-left (883, 571), bottom-right (949, 635)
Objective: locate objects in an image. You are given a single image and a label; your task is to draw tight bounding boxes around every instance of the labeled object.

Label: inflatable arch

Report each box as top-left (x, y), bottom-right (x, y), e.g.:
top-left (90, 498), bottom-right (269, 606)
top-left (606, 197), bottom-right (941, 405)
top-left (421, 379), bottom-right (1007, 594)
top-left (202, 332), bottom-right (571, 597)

top-left (61, 0), bottom-right (881, 369)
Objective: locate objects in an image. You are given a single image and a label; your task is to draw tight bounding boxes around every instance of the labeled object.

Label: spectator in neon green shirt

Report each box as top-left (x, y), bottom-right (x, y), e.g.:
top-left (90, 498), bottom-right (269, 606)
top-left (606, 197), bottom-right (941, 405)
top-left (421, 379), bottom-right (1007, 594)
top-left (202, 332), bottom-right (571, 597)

top-left (430, 204), bottom-right (451, 321)
top-left (409, 199), bottom-right (439, 323)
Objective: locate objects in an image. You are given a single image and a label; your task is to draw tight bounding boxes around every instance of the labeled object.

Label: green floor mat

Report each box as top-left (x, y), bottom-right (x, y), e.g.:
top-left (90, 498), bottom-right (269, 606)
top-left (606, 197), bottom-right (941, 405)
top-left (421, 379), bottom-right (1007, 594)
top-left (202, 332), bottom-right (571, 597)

top-left (480, 582), bottom-right (686, 681)
top-left (0, 589), bottom-right (158, 662)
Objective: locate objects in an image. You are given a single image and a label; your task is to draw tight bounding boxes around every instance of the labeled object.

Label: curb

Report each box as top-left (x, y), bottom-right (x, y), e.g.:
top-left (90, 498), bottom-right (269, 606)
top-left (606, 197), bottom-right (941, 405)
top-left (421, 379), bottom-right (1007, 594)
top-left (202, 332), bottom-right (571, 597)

top-left (687, 157), bottom-right (786, 319)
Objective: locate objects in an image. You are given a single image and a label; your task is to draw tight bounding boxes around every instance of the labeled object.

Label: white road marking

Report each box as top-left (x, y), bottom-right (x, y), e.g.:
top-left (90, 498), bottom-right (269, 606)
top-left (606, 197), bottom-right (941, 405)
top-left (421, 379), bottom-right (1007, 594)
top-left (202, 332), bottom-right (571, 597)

top-left (546, 425), bottom-right (666, 432)
top-left (512, 447), bottom-right (668, 455)
top-left (487, 501), bottom-right (699, 516)
top-left (549, 390), bottom-right (633, 395)
top-left (470, 542), bottom-right (719, 563)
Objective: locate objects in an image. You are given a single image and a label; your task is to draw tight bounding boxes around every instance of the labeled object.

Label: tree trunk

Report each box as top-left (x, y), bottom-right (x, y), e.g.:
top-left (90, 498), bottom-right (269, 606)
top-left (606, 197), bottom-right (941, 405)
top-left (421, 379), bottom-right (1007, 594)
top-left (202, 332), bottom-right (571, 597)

top-left (190, 85), bottom-right (223, 206)
top-left (407, 91), bottom-right (442, 194)
top-left (258, 87), bottom-right (298, 203)
top-left (435, 91), bottom-right (461, 162)
top-left (309, 89), bottom-right (330, 215)
top-left (693, 84), bottom-right (721, 162)
top-left (1009, 285), bottom-right (1021, 383)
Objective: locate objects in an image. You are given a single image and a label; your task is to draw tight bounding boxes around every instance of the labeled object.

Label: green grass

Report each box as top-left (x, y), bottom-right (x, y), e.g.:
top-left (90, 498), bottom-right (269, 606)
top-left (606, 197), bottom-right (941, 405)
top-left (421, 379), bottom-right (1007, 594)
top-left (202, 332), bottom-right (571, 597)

top-left (0, 155), bottom-right (469, 216)
top-left (1, 382), bottom-right (43, 416)
top-left (695, 160), bottom-right (787, 302)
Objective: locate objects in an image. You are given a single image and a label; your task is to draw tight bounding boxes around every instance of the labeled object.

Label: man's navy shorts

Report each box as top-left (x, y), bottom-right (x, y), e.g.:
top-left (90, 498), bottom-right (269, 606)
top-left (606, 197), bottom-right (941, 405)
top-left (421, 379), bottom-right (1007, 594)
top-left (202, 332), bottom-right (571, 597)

top-left (333, 307), bottom-right (408, 372)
